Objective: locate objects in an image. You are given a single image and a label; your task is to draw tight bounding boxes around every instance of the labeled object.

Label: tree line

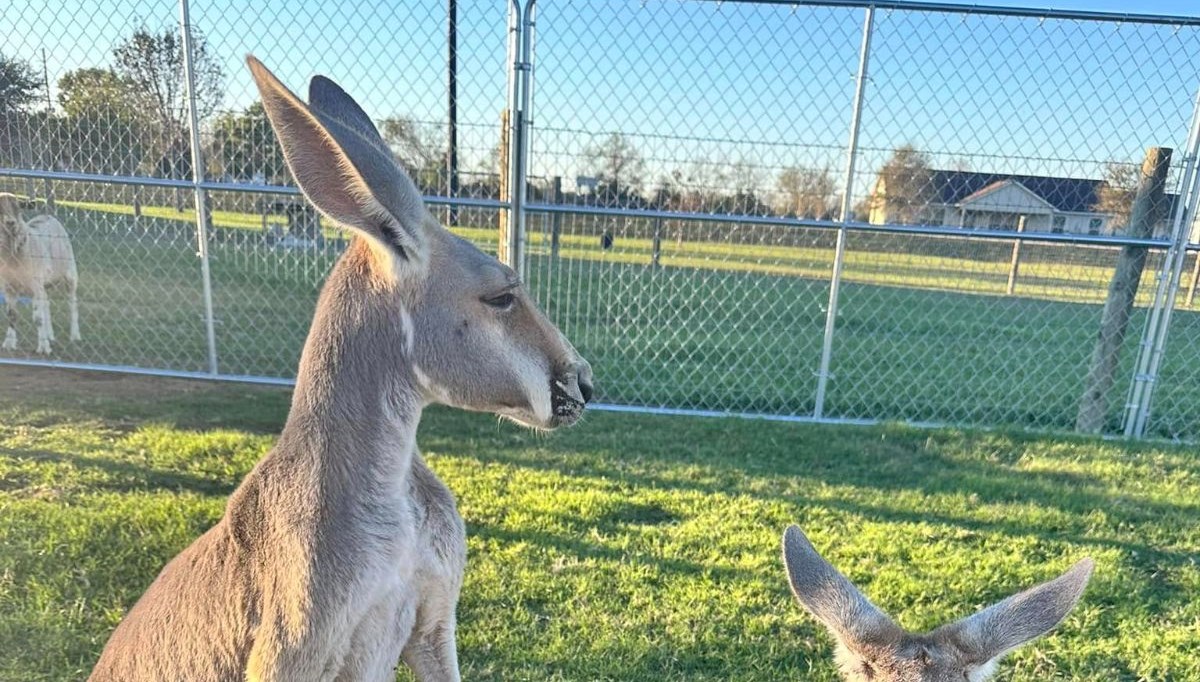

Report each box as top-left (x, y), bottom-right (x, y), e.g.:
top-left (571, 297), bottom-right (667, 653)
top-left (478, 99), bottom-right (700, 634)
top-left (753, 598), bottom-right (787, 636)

top-left (0, 33), bottom-right (462, 193)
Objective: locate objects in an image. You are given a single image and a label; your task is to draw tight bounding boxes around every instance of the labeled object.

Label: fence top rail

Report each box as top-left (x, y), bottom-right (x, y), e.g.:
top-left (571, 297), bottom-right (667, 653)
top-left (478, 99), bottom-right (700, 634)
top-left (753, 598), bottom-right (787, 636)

top-left (524, 201), bottom-right (1173, 248)
top-left (710, 0), bottom-right (1200, 25)
top-left (0, 168), bottom-right (508, 211)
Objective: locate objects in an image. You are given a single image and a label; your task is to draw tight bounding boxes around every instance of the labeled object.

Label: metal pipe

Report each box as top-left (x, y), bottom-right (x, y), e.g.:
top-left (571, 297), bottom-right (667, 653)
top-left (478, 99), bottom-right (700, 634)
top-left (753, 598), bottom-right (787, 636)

top-left (523, 202), bottom-right (1171, 248)
top-left (4, 355), bottom-right (1186, 443)
top-left (0, 168), bottom-right (507, 207)
top-left (522, 0), bottom-right (538, 276)
top-left (0, 357), bottom-right (296, 386)
top-left (179, 0), bottom-right (219, 375)
top-left (504, 0), bottom-right (525, 276)
top-left (1123, 87), bottom-right (1200, 437)
top-left (8, 159), bottom-right (1173, 249)
top-left (814, 4), bottom-right (874, 420)
top-left (504, 0), bottom-right (537, 281)
top-left (0, 168), bottom-right (198, 189)
top-left (703, 0), bottom-right (1200, 26)
top-left (1130, 91), bottom-right (1200, 437)
top-left (447, 0), bottom-right (459, 227)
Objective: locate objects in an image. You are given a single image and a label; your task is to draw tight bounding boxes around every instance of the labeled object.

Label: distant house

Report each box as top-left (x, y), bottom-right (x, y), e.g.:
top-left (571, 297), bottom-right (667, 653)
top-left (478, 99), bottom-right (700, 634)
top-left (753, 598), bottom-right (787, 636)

top-left (868, 170), bottom-right (1119, 235)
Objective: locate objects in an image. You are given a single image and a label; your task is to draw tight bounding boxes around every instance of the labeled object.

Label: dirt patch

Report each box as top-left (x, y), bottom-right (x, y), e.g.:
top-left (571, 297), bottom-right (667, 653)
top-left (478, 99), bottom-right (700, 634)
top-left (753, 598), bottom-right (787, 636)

top-left (0, 365), bottom-right (292, 433)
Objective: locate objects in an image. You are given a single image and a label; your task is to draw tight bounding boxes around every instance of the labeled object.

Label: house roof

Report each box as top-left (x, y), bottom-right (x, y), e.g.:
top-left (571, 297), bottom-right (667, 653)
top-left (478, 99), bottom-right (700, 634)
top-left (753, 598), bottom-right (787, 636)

top-left (931, 170), bottom-right (1103, 214)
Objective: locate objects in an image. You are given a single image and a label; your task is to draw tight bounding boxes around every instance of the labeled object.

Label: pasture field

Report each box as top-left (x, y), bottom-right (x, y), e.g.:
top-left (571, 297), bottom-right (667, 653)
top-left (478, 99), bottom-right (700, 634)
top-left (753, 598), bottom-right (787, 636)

top-left (0, 366), bottom-right (1197, 680)
top-left (2, 199), bottom-right (1200, 437)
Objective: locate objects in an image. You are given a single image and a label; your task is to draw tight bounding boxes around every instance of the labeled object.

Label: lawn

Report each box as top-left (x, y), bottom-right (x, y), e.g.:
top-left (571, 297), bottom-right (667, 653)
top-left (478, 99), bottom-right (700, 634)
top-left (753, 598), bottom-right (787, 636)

top-left (0, 366), bottom-right (1197, 681)
top-left (3, 199), bottom-right (1200, 438)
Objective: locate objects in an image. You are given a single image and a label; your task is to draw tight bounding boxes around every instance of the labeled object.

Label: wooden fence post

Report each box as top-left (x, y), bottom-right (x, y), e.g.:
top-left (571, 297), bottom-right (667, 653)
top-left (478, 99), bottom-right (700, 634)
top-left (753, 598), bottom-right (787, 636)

top-left (1006, 215), bottom-right (1026, 295)
top-left (42, 178), bottom-right (55, 213)
top-left (497, 109), bottom-right (511, 265)
top-left (1076, 147), bottom-right (1172, 434)
top-left (652, 217), bottom-right (663, 268)
top-left (1187, 252), bottom-right (1200, 306)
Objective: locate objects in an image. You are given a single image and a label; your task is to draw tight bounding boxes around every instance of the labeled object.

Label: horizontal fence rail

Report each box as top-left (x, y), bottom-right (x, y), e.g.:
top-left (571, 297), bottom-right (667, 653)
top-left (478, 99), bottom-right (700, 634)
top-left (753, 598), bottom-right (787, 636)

top-left (3, 0), bottom-right (1200, 440)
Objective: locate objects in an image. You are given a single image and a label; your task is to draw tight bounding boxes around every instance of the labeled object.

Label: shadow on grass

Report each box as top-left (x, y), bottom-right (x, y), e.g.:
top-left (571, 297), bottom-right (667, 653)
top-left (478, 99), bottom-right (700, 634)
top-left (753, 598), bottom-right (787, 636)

top-left (426, 416), bottom-right (1199, 572)
top-left (1, 447), bottom-right (235, 497)
top-left (471, 521), bottom-right (750, 584)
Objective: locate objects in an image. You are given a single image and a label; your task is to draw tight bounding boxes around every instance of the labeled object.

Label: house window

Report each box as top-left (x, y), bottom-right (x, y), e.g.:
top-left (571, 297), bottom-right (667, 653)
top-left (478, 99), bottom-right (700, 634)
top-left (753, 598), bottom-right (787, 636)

top-left (1088, 218), bottom-right (1103, 235)
top-left (1052, 216), bottom-right (1066, 234)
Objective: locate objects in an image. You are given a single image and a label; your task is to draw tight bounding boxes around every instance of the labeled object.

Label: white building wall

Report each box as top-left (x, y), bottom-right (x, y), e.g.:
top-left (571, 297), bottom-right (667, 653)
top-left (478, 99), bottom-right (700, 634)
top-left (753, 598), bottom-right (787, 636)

top-left (960, 182), bottom-right (1054, 216)
top-left (1062, 213), bottom-right (1105, 234)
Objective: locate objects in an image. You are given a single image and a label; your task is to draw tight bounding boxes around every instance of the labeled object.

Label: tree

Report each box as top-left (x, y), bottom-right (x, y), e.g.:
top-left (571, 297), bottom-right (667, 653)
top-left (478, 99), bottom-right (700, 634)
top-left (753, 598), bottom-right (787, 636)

top-left (0, 53), bottom-right (39, 115)
top-left (380, 116), bottom-right (445, 192)
top-left (777, 166), bottom-right (837, 220)
top-left (210, 101), bottom-right (286, 182)
top-left (871, 145), bottom-right (935, 225)
top-left (1092, 162), bottom-right (1139, 233)
top-left (666, 158), bottom-right (724, 214)
top-left (726, 157), bottom-right (768, 215)
top-left (57, 68), bottom-right (147, 174)
top-left (585, 133), bottom-right (645, 203)
top-left (113, 27), bottom-right (224, 176)
top-left (0, 53), bottom-right (40, 167)
top-left (58, 68), bottom-right (142, 119)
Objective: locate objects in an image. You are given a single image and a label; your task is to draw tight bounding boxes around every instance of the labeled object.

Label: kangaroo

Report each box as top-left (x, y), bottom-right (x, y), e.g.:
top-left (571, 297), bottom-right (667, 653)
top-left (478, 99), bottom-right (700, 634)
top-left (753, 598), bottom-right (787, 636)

top-left (88, 57), bottom-right (593, 682)
top-left (781, 525), bottom-right (1093, 682)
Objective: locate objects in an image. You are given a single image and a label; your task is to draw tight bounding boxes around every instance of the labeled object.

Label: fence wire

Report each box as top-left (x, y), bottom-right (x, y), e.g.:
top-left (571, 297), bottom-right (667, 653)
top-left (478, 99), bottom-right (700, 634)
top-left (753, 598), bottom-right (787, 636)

top-left (3, 1), bottom-right (1200, 440)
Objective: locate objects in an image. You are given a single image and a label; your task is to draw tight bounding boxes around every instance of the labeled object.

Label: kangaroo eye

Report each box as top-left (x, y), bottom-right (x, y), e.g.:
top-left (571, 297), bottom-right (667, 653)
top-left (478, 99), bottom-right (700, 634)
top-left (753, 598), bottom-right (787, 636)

top-left (483, 292), bottom-right (516, 310)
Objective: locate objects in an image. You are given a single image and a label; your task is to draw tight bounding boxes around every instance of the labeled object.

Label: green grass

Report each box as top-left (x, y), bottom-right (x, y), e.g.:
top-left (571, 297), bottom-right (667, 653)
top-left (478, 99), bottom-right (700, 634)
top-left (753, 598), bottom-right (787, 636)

top-left (0, 366), bottom-right (1197, 680)
top-left (3, 201), bottom-right (1200, 438)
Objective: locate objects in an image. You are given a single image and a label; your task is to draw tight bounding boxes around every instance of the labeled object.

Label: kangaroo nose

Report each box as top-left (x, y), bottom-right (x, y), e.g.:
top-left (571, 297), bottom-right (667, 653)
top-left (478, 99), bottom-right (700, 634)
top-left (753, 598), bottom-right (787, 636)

top-left (579, 377), bottom-right (594, 404)
top-left (577, 362), bottom-right (594, 404)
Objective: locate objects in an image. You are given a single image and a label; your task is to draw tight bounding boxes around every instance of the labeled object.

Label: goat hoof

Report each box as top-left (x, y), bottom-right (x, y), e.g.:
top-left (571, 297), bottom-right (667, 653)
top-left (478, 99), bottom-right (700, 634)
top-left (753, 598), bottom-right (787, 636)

top-left (1, 331), bottom-right (15, 351)
top-left (70, 333), bottom-right (81, 342)
top-left (36, 341), bottom-right (51, 355)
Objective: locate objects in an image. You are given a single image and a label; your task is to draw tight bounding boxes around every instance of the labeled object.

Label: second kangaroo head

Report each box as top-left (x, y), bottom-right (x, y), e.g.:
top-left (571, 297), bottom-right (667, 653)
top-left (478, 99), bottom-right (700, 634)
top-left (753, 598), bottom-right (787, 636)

top-left (248, 57), bottom-right (592, 429)
top-left (781, 525), bottom-right (1092, 682)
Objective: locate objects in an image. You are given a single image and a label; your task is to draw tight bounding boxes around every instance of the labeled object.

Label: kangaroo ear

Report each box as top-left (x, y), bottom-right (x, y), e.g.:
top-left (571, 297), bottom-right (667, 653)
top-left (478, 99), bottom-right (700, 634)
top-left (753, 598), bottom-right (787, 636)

top-left (782, 525), bottom-right (903, 652)
top-left (940, 558), bottom-right (1094, 667)
top-left (246, 56), bottom-right (428, 266)
top-left (308, 75), bottom-right (386, 150)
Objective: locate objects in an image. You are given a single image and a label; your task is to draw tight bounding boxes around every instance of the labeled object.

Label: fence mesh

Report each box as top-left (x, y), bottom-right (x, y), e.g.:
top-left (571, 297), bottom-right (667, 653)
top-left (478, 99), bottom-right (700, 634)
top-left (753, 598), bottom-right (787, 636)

top-left (3, 1), bottom-right (1200, 439)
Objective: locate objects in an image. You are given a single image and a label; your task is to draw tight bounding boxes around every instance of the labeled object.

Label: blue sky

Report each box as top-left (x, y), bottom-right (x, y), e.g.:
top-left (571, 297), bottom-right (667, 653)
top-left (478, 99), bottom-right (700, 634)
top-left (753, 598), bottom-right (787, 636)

top-left (5, 0), bottom-right (1200, 197)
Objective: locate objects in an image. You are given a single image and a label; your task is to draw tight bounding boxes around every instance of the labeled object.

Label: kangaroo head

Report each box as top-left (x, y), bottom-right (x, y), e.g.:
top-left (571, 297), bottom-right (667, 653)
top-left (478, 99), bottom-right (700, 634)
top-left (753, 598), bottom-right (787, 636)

top-left (248, 57), bottom-right (592, 429)
top-left (781, 525), bottom-right (1092, 682)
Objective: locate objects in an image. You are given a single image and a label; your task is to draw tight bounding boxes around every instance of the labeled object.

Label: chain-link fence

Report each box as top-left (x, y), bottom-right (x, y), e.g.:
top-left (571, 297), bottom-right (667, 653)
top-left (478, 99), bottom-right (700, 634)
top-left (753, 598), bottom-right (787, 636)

top-left (3, 1), bottom-right (1200, 440)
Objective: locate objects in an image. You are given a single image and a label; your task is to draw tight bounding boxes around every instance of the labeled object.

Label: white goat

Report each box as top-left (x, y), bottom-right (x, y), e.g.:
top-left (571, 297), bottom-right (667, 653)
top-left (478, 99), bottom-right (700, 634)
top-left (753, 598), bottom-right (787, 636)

top-left (0, 193), bottom-right (80, 354)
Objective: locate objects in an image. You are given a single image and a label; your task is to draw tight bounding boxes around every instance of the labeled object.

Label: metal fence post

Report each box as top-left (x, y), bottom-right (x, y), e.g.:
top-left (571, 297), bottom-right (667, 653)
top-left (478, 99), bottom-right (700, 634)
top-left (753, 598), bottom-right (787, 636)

top-left (814, 4), bottom-right (874, 420)
top-left (503, 0), bottom-right (534, 281)
top-left (179, 0), bottom-right (219, 375)
top-left (1125, 88), bottom-right (1200, 437)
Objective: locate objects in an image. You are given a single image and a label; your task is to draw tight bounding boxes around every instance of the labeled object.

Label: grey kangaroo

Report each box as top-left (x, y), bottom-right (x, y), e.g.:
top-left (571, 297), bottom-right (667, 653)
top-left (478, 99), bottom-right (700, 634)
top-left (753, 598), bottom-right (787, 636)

top-left (89, 57), bottom-right (593, 681)
top-left (782, 525), bottom-right (1092, 682)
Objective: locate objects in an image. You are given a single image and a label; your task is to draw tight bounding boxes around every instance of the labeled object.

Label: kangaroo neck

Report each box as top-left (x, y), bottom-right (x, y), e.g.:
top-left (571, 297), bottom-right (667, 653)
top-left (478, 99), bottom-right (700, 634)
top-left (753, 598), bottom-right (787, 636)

top-left (281, 240), bottom-right (422, 471)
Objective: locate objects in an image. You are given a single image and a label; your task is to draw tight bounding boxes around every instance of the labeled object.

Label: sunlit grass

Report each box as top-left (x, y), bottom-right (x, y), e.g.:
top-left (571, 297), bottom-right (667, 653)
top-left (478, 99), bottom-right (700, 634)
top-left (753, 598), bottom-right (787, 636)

top-left (1, 367), bottom-right (1197, 681)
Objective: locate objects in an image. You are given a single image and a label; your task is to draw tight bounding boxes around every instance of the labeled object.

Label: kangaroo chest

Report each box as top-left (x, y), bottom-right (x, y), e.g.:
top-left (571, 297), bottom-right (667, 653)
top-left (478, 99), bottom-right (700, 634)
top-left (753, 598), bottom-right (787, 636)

top-left (331, 471), bottom-right (452, 681)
